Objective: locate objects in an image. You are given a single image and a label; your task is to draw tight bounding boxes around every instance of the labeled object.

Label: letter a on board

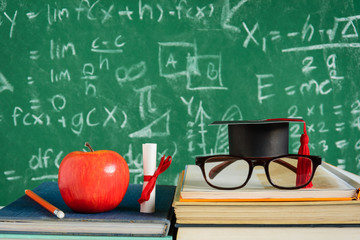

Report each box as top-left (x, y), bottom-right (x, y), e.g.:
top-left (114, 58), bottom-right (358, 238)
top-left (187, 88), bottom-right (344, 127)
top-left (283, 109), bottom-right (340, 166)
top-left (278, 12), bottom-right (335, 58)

top-left (165, 54), bottom-right (177, 69)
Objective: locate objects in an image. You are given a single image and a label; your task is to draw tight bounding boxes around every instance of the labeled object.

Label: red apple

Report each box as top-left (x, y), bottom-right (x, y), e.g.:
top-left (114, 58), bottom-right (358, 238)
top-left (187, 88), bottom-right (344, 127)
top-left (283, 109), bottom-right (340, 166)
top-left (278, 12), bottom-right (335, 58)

top-left (58, 143), bottom-right (129, 213)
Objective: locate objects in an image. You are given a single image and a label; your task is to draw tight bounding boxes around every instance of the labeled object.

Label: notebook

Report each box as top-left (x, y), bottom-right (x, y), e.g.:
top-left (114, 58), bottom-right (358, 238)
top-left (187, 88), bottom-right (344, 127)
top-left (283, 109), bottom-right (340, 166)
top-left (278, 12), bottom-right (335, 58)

top-left (0, 182), bottom-right (175, 237)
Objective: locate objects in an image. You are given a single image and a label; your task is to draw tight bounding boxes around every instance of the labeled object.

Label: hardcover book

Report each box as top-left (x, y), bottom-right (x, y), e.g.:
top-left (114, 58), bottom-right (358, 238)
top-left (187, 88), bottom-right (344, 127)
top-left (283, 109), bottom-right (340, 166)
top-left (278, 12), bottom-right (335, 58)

top-left (176, 225), bottom-right (360, 240)
top-left (0, 182), bottom-right (175, 237)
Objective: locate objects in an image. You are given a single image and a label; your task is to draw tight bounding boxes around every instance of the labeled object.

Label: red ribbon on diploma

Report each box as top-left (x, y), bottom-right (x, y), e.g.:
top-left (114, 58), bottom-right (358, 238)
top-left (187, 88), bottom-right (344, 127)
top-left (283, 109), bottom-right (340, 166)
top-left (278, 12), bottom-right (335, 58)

top-left (138, 155), bottom-right (172, 204)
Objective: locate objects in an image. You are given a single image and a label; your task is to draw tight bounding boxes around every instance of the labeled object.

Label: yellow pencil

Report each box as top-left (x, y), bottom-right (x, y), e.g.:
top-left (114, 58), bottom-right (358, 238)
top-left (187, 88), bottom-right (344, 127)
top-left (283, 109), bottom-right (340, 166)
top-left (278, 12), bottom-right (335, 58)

top-left (25, 189), bottom-right (65, 219)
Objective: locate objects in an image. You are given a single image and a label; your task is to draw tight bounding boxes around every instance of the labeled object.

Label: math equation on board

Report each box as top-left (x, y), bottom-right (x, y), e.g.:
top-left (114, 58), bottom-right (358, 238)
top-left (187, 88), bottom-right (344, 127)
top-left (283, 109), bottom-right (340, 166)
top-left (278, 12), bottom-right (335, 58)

top-left (0, 0), bottom-right (360, 205)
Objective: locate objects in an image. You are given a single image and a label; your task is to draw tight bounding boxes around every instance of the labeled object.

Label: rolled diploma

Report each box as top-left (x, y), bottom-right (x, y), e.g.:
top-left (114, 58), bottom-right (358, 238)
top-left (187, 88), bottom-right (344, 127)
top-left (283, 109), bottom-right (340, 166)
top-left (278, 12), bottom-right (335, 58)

top-left (140, 143), bottom-right (157, 213)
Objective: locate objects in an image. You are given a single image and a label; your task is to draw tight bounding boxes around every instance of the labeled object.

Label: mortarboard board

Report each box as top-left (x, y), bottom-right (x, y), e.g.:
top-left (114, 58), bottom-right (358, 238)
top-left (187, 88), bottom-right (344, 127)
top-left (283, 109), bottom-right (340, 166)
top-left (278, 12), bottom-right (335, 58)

top-left (211, 118), bottom-right (309, 158)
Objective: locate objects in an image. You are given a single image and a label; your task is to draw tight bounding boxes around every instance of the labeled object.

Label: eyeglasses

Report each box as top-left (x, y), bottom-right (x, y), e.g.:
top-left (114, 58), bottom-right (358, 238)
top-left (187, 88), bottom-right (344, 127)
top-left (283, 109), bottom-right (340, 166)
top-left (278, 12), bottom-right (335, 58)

top-left (195, 154), bottom-right (322, 190)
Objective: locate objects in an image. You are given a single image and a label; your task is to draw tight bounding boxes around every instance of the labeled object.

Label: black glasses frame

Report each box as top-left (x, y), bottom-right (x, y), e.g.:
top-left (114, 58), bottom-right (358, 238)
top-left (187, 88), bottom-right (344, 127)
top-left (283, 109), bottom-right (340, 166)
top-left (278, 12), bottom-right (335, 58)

top-left (195, 154), bottom-right (322, 190)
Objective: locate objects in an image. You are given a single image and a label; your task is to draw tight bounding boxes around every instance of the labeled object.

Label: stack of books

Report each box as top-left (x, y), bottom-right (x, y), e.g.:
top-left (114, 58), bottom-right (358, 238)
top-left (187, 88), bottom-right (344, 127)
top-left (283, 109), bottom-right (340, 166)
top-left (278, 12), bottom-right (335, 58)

top-left (173, 162), bottom-right (360, 239)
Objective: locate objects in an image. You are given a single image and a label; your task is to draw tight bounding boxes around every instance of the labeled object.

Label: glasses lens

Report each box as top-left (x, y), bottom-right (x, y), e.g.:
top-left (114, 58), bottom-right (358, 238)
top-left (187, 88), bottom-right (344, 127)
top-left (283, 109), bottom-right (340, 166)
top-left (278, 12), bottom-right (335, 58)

top-left (268, 156), bottom-right (313, 188)
top-left (204, 157), bottom-right (250, 189)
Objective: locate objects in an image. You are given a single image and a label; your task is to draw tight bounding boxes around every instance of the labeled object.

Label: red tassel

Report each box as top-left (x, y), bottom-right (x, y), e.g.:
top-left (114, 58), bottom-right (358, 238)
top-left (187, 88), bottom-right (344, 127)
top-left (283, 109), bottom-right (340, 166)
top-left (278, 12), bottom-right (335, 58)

top-left (296, 130), bottom-right (313, 188)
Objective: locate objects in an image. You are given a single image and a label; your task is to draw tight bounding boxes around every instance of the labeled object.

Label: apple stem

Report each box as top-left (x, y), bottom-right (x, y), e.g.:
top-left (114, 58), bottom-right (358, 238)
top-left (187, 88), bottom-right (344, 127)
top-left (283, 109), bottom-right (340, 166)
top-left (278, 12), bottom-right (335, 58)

top-left (85, 142), bottom-right (94, 152)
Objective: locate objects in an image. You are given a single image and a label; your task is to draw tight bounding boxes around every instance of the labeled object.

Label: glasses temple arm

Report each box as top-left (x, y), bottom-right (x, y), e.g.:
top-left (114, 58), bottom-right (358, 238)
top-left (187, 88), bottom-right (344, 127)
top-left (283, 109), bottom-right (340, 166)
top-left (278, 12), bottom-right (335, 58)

top-left (208, 160), bottom-right (235, 179)
top-left (274, 159), bottom-right (297, 173)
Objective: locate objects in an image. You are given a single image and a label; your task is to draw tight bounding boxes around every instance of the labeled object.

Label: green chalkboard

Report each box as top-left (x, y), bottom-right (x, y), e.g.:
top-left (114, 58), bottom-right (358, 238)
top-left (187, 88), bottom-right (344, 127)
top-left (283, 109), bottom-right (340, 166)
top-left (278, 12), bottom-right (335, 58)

top-left (1, 0), bottom-right (360, 206)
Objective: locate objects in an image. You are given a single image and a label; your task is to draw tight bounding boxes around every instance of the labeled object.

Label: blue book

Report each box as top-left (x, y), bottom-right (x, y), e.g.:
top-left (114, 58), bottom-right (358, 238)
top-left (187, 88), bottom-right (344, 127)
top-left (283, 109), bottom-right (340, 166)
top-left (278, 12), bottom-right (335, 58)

top-left (0, 182), bottom-right (175, 238)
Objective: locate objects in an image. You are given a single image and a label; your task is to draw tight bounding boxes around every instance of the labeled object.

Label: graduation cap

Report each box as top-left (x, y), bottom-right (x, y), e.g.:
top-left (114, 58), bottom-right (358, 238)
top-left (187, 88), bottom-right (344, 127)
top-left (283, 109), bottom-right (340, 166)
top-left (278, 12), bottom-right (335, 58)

top-left (211, 118), bottom-right (309, 158)
top-left (211, 118), bottom-right (312, 188)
